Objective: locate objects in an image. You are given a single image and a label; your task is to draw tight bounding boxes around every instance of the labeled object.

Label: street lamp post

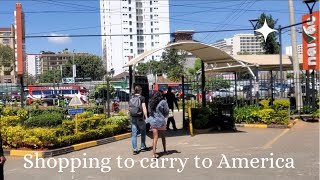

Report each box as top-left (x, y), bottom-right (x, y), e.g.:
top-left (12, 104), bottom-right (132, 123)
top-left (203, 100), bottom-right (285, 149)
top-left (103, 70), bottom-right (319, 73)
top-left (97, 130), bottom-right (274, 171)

top-left (278, 0), bottom-right (318, 98)
top-left (106, 68), bottom-right (115, 118)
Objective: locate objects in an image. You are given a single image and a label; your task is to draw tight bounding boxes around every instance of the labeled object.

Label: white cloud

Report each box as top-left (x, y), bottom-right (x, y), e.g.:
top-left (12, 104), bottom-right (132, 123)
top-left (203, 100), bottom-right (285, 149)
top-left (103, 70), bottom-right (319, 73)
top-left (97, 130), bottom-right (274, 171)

top-left (47, 33), bottom-right (71, 44)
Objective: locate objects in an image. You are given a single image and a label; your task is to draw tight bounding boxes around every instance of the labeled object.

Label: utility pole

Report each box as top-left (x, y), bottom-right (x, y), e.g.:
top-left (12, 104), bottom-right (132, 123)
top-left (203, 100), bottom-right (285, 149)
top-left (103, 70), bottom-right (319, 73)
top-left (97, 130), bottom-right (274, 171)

top-left (288, 0), bottom-right (302, 110)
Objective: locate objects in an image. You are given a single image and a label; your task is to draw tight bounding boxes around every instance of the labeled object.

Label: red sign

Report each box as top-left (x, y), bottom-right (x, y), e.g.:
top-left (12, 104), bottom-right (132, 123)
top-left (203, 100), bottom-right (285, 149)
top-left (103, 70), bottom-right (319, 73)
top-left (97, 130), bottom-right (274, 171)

top-left (302, 11), bottom-right (320, 70)
top-left (15, 3), bottom-right (26, 76)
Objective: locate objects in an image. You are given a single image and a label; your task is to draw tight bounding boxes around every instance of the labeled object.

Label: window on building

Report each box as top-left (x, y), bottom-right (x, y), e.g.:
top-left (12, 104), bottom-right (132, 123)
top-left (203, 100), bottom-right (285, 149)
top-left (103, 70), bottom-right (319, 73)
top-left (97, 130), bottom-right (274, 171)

top-left (154, 7), bottom-right (158, 9)
top-left (150, 15), bottom-right (153, 19)
top-left (155, 28), bottom-right (159, 30)
top-left (130, 35), bottom-right (133, 39)
top-left (4, 71), bottom-right (11, 76)
top-left (151, 35), bottom-right (154, 40)
top-left (128, 0), bottom-right (131, 4)
top-left (130, 42), bottom-right (133, 46)
top-left (123, 6), bottom-right (127, 8)
top-left (138, 49), bottom-right (144, 54)
top-left (130, 49), bottom-right (133, 53)
top-left (150, 1), bottom-right (152, 5)
top-left (129, 7), bottom-right (131, 11)
top-left (130, 28), bottom-right (132, 32)
top-left (151, 28), bottom-right (153, 33)
top-left (129, 21), bottom-right (132, 25)
top-left (2, 39), bottom-right (10, 45)
top-left (151, 22), bottom-right (153, 26)
top-left (129, 14), bottom-right (132, 18)
top-left (151, 42), bottom-right (154, 46)
top-left (150, 8), bottom-right (153, 12)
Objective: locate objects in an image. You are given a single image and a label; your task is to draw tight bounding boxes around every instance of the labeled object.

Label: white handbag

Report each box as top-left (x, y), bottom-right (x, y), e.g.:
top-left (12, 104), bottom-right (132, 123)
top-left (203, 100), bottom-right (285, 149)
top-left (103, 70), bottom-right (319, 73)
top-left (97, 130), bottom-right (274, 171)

top-left (168, 109), bottom-right (174, 118)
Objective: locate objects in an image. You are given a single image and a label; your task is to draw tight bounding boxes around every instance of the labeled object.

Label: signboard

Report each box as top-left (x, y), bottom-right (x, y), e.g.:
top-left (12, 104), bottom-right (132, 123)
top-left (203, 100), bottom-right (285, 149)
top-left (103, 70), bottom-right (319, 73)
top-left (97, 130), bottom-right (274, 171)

top-left (69, 96), bottom-right (83, 106)
top-left (302, 11), bottom-right (319, 70)
top-left (62, 77), bottom-right (75, 84)
top-left (68, 108), bottom-right (84, 115)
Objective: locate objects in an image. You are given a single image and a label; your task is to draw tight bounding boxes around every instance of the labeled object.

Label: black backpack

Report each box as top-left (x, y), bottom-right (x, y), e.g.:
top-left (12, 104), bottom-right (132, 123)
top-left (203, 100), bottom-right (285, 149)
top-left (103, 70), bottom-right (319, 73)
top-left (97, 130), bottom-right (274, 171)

top-left (129, 95), bottom-right (142, 117)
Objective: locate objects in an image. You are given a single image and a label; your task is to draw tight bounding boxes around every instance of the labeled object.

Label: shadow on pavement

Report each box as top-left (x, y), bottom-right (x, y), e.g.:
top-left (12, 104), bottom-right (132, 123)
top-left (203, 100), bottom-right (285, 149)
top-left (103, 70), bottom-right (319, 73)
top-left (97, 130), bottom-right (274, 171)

top-left (157, 150), bottom-right (181, 158)
top-left (145, 128), bottom-right (247, 139)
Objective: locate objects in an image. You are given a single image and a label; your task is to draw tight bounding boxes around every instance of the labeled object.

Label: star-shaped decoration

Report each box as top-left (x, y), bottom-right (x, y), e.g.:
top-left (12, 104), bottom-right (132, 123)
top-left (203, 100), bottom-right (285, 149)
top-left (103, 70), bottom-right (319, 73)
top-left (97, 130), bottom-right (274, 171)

top-left (254, 19), bottom-right (278, 42)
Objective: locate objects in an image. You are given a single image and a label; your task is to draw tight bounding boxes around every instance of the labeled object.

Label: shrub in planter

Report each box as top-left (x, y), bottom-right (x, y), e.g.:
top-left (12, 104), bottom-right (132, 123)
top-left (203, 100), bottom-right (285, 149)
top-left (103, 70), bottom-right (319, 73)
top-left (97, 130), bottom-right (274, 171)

top-left (273, 99), bottom-right (290, 111)
top-left (78, 116), bottom-right (104, 132)
top-left (84, 106), bottom-right (104, 114)
top-left (2, 106), bottom-right (14, 116)
top-left (313, 109), bottom-right (320, 118)
top-left (1, 116), bottom-right (21, 126)
top-left (106, 116), bottom-right (130, 130)
top-left (62, 120), bottom-right (75, 135)
top-left (274, 110), bottom-right (289, 125)
top-left (259, 99), bottom-right (270, 109)
top-left (234, 105), bottom-right (260, 124)
top-left (21, 128), bottom-right (59, 149)
top-left (191, 107), bottom-right (211, 129)
top-left (17, 109), bottom-right (29, 121)
top-left (257, 109), bottom-right (276, 124)
top-left (1, 125), bottom-right (25, 148)
top-left (24, 113), bottom-right (63, 128)
top-left (78, 111), bottom-right (94, 119)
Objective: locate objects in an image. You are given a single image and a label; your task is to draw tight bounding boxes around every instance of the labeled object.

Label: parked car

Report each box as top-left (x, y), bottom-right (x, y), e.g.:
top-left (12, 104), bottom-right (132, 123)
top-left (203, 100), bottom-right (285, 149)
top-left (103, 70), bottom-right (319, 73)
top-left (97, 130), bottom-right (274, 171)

top-left (113, 90), bottom-right (130, 101)
top-left (183, 93), bottom-right (196, 100)
top-left (212, 89), bottom-right (234, 98)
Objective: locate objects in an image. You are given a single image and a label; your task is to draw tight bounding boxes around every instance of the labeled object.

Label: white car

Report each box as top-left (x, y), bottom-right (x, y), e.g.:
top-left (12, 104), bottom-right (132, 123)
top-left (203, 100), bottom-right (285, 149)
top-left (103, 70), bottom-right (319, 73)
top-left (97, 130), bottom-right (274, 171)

top-left (212, 89), bottom-right (234, 98)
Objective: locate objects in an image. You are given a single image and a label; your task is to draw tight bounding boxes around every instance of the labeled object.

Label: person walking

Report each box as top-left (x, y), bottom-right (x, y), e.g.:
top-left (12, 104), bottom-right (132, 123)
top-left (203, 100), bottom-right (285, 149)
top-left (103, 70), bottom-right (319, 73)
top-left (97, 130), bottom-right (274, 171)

top-left (0, 133), bottom-right (6, 180)
top-left (147, 91), bottom-right (169, 159)
top-left (129, 85), bottom-right (149, 155)
top-left (164, 87), bottom-right (179, 131)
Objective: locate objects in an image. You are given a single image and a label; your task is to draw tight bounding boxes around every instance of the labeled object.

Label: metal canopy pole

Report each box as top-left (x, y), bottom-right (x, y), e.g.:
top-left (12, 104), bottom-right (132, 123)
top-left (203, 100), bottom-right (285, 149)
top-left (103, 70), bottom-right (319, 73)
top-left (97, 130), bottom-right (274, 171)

top-left (201, 61), bottom-right (206, 107)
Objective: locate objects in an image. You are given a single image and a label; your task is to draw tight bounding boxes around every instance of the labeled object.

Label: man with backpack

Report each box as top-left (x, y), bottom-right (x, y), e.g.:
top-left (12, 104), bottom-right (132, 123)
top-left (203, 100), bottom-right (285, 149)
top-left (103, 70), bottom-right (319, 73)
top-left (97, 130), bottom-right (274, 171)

top-left (129, 85), bottom-right (149, 155)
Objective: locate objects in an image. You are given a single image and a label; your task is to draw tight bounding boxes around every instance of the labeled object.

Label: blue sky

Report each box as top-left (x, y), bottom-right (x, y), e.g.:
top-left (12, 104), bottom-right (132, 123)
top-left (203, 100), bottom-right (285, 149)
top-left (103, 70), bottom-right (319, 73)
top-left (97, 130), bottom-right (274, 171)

top-left (0, 0), bottom-right (318, 56)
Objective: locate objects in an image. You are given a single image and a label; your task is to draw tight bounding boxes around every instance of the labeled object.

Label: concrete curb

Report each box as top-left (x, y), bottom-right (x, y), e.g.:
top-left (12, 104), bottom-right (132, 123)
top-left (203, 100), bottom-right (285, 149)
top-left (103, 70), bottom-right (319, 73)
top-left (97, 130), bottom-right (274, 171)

top-left (236, 119), bottom-right (299, 129)
top-left (3, 132), bottom-right (131, 158)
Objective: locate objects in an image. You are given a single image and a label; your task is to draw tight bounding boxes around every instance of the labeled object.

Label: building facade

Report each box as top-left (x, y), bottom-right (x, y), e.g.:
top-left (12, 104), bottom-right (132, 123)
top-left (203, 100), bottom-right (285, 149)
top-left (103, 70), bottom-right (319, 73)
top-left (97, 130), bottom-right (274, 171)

top-left (100, 0), bottom-right (170, 74)
top-left (0, 26), bottom-right (16, 83)
top-left (26, 54), bottom-right (41, 76)
top-left (285, 44), bottom-right (303, 56)
top-left (212, 34), bottom-right (264, 55)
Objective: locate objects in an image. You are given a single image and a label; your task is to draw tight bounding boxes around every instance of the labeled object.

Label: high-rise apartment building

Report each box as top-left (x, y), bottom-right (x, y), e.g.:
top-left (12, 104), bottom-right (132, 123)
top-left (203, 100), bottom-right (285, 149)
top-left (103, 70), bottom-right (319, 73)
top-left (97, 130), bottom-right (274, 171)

top-left (212, 34), bottom-right (264, 55)
top-left (100, 0), bottom-right (170, 74)
top-left (26, 54), bottom-right (41, 76)
top-left (285, 44), bottom-right (303, 56)
top-left (0, 26), bottom-right (16, 83)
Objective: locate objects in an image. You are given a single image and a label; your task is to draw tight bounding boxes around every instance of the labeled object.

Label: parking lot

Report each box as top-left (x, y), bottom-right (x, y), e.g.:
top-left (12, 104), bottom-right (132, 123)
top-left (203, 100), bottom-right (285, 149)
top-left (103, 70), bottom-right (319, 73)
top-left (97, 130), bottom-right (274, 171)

top-left (3, 114), bottom-right (319, 180)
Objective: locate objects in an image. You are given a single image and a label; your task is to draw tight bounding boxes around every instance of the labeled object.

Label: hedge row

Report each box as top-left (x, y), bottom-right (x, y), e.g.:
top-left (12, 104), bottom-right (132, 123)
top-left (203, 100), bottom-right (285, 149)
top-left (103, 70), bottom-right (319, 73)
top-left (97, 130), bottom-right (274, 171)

top-left (0, 114), bottom-right (130, 149)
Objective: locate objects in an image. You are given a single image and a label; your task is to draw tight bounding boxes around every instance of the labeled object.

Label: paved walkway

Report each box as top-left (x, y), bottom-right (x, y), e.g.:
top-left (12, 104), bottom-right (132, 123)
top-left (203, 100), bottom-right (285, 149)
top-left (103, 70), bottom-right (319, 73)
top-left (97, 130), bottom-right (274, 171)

top-left (3, 115), bottom-right (319, 180)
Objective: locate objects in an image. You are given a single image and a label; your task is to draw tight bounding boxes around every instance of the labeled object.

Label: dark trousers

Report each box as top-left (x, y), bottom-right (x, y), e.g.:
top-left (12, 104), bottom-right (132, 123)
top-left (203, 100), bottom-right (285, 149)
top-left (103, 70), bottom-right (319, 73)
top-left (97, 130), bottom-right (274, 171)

top-left (167, 116), bottom-right (177, 130)
top-left (0, 164), bottom-right (3, 180)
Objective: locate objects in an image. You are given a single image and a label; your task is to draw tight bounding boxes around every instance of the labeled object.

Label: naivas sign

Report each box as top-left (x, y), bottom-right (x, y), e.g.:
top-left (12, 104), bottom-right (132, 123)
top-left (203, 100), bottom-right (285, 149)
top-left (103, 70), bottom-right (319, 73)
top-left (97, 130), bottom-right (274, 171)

top-left (302, 11), bottom-right (319, 70)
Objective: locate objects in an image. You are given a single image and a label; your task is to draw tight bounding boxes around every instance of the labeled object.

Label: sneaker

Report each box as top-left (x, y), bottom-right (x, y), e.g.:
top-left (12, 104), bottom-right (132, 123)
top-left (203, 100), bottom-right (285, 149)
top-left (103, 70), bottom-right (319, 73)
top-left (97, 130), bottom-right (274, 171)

top-left (140, 147), bottom-right (150, 152)
top-left (133, 150), bottom-right (139, 155)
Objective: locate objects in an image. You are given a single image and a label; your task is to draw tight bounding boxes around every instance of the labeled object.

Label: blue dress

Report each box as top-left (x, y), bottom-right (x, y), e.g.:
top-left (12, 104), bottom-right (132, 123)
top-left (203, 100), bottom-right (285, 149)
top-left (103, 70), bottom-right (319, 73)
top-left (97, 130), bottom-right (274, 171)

top-left (147, 100), bottom-right (169, 129)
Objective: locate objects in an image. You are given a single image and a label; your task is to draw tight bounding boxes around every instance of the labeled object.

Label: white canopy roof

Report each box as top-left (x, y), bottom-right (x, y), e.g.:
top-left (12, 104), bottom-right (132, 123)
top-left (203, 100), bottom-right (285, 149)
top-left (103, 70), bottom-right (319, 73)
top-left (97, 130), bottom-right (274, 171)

top-left (123, 41), bottom-right (302, 72)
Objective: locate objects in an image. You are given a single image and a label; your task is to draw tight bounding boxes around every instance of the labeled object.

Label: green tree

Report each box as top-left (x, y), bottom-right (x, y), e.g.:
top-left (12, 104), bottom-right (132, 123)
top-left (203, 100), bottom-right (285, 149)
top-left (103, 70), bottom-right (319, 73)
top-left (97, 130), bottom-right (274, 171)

top-left (256, 13), bottom-right (280, 54)
top-left (24, 74), bottom-right (37, 85)
top-left (187, 58), bottom-right (202, 76)
top-left (136, 60), bottom-right (164, 76)
top-left (161, 48), bottom-right (186, 82)
top-left (0, 44), bottom-right (14, 66)
top-left (39, 70), bottom-right (61, 83)
top-left (62, 54), bottom-right (105, 81)
top-left (206, 77), bottom-right (231, 90)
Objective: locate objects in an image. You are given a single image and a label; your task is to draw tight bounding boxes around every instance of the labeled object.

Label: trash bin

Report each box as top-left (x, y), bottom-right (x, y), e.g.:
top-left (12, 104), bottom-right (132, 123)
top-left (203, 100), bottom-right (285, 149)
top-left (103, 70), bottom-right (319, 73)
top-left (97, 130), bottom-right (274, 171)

top-left (215, 103), bottom-right (236, 131)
